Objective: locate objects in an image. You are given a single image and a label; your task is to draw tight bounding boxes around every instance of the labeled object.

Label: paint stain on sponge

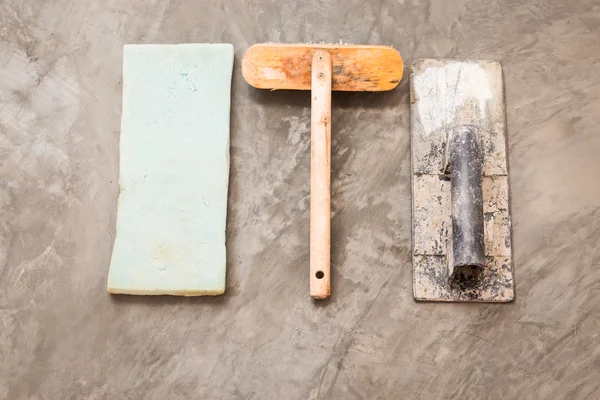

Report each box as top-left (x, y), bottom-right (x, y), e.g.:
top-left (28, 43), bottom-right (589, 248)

top-left (107, 43), bottom-right (233, 296)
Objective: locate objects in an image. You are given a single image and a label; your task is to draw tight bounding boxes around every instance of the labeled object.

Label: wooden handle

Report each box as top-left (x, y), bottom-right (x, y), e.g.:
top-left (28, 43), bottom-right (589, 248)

top-left (310, 50), bottom-right (332, 299)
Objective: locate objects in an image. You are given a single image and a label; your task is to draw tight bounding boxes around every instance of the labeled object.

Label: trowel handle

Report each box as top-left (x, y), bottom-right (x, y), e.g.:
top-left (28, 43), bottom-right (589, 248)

top-left (310, 50), bottom-right (332, 299)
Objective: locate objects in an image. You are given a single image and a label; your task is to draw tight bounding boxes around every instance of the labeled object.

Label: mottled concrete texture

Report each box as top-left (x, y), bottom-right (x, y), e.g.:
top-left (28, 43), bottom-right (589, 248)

top-left (1, 0), bottom-right (599, 399)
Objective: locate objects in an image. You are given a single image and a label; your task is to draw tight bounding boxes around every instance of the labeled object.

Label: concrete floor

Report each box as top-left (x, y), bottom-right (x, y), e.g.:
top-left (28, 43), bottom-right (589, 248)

top-left (1, 0), bottom-right (599, 399)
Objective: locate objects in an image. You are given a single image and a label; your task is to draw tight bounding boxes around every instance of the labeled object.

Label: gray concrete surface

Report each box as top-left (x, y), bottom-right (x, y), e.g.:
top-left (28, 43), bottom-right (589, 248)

top-left (1, 0), bottom-right (599, 399)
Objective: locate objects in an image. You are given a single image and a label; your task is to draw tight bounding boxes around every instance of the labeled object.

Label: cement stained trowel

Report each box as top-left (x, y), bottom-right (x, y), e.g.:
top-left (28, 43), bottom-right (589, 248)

top-left (410, 59), bottom-right (514, 302)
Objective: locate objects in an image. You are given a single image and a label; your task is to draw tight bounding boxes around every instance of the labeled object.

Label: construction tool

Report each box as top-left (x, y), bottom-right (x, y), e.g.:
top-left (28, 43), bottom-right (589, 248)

top-left (108, 43), bottom-right (233, 296)
top-left (410, 59), bottom-right (514, 302)
top-left (242, 44), bottom-right (403, 299)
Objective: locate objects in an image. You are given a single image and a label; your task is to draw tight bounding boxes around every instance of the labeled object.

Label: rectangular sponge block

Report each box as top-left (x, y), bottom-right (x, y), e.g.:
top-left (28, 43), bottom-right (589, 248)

top-left (107, 43), bottom-right (233, 295)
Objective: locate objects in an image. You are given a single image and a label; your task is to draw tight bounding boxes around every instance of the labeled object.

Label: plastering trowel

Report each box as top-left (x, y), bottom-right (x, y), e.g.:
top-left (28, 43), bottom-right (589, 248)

top-left (410, 59), bottom-right (514, 302)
